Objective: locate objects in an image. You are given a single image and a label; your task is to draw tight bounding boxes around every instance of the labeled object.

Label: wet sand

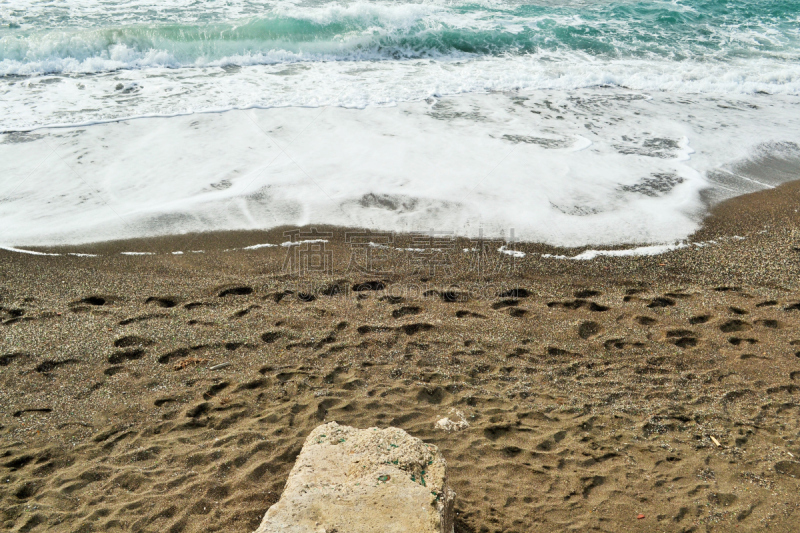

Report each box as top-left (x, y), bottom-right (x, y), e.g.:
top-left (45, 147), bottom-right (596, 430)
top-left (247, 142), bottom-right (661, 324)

top-left (1, 181), bottom-right (800, 532)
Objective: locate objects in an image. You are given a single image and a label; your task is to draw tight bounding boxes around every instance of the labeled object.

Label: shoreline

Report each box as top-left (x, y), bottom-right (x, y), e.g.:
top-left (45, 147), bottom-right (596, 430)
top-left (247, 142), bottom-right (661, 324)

top-left (2, 178), bottom-right (798, 293)
top-left (4, 176), bottom-right (799, 254)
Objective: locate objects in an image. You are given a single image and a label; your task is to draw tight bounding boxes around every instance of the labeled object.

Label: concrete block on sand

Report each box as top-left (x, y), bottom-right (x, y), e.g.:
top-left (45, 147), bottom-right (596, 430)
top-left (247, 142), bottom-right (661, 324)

top-left (253, 421), bottom-right (455, 533)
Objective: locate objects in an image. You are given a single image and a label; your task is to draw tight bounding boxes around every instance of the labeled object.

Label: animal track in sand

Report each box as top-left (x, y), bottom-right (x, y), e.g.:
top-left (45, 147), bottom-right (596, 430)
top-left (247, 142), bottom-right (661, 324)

top-left (754, 319), bottom-right (780, 329)
top-left (636, 316), bottom-right (657, 326)
top-left (729, 306), bottom-right (749, 315)
top-left (729, 337), bottom-right (758, 346)
top-left (508, 308), bottom-right (528, 317)
top-left (689, 315), bottom-right (712, 324)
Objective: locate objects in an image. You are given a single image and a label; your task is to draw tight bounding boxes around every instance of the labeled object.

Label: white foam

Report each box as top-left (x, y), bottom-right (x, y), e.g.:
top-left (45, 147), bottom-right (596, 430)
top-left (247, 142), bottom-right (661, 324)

top-left (281, 240), bottom-right (329, 247)
top-left (5, 56), bottom-right (800, 132)
top-left (558, 243), bottom-right (689, 261)
top-left (1, 89), bottom-right (799, 247)
top-left (497, 246), bottom-right (526, 259)
top-left (0, 245), bottom-right (60, 256)
top-left (242, 243), bottom-right (278, 250)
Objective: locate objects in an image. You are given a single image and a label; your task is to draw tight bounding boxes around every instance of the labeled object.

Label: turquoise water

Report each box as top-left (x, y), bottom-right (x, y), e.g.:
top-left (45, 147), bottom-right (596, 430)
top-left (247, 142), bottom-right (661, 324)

top-left (3, 0), bottom-right (800, 130)
top-left (2, 0), bottom-right (799, 71)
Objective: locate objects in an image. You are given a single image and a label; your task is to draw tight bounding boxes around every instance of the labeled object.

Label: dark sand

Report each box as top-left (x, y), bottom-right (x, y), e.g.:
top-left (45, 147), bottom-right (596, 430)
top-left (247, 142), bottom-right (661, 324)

top-left (1, 182), bottom-right (800, 532)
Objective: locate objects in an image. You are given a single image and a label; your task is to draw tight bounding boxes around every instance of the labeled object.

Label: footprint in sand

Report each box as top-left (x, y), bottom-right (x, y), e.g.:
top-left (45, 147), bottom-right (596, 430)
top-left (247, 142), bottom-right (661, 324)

top-left (455, 310), bottom-right (486, 319)
top-left (0, 352), bottom-right (28, 366)
top-left (719, 319), bottom-right (751, 333)
top-left (756, 300), bottom-right (778, 307)
top-left (80, 296), bottom-right (107, 306)
top-left (107, 349), bottom-right (145, 365)
top-left (352, 281), bottom-right (385, 292)
top-left (574, 289), bottom-right (601, 298)
top-left (578, 321), bottom-right (603, 339)
top-left (666, 329), bottom-right (698, 348)
top-left (145, 297), bottom-right (178, 308)
top-left (647, 296), bottom-right (675, 308)
top-left (492, 299), bottom-right (519, 310)
top-left (114, 336), bottom-right (154, 348)
top-left (218, 286), bottom-right (254, 297)
top-left (392, 306), bottom-right (421, 319)
top-left (548, 299), bottom-right (609, 312)
top-left (498, 288), bottom-right (531, 298)
top-left (35, 359), bottom-right (79, 373)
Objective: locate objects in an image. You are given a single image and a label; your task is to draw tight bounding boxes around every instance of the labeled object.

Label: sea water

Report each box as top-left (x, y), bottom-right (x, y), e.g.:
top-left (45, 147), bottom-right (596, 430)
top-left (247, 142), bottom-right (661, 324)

top-left (1, 0), bottom-right (799, 246)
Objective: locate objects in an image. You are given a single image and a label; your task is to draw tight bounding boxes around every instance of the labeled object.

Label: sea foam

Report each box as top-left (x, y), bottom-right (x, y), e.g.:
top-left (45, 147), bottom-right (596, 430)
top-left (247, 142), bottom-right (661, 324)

top-left (2, 89), bottom-right (798, 247)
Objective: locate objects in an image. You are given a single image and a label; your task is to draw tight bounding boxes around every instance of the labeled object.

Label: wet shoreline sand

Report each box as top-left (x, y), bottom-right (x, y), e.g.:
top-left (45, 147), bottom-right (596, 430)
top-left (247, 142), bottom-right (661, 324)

top-left (1, 181), bottom-right (800, 532)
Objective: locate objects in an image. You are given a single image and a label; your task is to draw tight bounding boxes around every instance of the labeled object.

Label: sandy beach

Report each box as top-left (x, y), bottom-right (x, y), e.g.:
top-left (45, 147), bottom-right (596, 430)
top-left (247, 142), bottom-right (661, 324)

top-left (1, 181), bottom-right (799, 532)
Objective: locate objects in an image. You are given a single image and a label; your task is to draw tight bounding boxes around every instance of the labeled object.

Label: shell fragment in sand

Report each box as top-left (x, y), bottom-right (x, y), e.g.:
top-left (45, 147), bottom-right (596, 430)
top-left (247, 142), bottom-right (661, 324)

top-left (710, 436), bottom-right (721, 447)
top-left (435, 410), bottom-right (469, 432)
